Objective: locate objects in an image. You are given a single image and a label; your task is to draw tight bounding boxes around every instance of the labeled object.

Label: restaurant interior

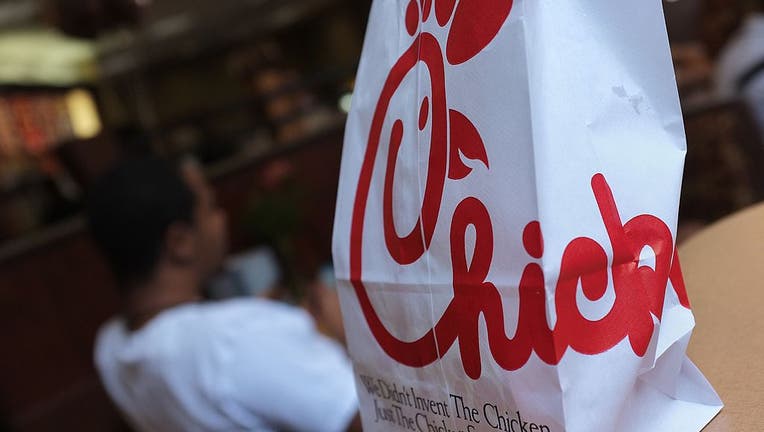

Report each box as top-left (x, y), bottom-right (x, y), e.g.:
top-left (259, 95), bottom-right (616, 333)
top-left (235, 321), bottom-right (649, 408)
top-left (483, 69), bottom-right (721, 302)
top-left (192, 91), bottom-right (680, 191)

top-left (0, 0), bottom-right (762, 430)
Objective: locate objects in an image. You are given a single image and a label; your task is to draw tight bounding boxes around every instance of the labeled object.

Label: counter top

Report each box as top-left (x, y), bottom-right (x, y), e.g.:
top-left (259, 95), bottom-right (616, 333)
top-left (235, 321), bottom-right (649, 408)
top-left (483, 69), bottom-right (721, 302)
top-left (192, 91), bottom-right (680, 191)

top-left (680, 202), bottom-right (764, 431)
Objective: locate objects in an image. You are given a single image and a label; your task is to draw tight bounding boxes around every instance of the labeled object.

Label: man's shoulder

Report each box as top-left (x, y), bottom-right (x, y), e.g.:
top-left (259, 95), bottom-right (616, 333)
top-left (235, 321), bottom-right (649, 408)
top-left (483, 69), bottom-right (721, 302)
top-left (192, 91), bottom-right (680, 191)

top-left (94, 306), bottom-right (211, 368)
top-left (98, 298), bottom-right (310, 347)
top-left (92, 302), bottom-right (289, 431)
top-left (95, 298), bottom-right (318, 377)
top-left (199, 297), bottom-right (313, 330)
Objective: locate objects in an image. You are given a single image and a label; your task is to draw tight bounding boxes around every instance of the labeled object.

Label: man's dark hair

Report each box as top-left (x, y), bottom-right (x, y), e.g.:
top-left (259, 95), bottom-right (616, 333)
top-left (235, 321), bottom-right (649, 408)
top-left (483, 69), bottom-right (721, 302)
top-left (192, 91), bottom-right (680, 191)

top-left (87, 157), bottom-right (195, 287)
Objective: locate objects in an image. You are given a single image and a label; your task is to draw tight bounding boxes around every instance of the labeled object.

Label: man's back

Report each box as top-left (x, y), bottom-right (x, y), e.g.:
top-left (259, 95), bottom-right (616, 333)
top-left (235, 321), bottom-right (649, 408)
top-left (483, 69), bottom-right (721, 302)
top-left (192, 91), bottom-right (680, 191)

top-left (95, 298), bottom-right (358, 432)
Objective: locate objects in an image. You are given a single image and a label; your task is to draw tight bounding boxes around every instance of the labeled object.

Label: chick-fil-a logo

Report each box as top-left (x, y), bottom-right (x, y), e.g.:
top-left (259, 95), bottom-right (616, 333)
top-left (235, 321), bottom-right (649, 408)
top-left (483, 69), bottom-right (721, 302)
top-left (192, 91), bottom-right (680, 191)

top-left (348, 0), bottom-right (690, 379)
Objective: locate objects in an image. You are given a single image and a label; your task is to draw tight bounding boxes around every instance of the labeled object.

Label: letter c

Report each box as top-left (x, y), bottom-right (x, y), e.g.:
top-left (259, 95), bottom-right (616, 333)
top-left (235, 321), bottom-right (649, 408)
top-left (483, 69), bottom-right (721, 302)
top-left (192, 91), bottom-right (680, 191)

top-left (484, 403), bottom-right (499, 428)
top-left (415, 413), bottom-right (428, 432)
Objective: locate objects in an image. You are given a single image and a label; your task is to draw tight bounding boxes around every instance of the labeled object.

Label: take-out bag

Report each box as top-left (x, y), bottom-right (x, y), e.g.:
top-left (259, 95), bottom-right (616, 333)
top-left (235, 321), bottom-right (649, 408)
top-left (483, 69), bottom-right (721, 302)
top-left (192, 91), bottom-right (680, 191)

top-left (333, 1), bottom-right (723, 430)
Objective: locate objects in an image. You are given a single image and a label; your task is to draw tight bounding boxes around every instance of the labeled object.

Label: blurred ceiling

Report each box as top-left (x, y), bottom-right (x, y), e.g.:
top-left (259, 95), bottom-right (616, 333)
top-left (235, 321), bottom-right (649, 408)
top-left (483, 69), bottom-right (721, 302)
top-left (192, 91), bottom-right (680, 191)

top-left (1, 0), bottom-right (343, 78)
top-left (96, 0), bottom-right (342, 76)
top-left (0, 0), bottom-right (41, 29)
top-left (0, 29), bottom-right (97, 86)
top-left (0, 1), bottom-right (97, 86)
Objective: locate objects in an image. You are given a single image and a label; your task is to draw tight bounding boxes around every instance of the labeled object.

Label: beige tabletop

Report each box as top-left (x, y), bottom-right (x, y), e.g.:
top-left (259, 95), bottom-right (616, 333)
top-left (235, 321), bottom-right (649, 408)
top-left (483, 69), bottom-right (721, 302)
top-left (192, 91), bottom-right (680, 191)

top-left (680, 202), bottom-right (764, 431)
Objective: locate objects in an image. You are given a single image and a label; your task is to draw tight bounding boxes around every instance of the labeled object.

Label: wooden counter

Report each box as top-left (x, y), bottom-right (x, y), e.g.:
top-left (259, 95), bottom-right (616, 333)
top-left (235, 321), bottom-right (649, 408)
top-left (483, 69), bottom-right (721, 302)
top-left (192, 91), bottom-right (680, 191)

top-left (681, 202), bottom-right (764, 431)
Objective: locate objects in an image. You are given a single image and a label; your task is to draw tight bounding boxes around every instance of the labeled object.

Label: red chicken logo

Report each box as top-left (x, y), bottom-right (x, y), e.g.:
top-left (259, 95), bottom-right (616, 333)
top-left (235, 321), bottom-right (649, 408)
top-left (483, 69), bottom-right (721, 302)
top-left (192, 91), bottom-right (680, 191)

top-left (348, 0), bottom-right (690, 379)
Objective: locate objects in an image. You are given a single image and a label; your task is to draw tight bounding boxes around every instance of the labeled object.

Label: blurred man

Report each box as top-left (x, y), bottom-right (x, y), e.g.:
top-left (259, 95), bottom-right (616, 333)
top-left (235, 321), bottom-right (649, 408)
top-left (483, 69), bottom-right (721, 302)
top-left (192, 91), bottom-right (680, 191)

top-left (87, 157), bottom-right (360, 432)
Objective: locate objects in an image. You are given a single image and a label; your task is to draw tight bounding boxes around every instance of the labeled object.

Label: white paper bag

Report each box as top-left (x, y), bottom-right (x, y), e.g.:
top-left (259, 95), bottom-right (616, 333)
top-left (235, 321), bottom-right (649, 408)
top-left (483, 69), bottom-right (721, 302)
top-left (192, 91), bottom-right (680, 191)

top-left (333, 1), bottom-right (723, 430)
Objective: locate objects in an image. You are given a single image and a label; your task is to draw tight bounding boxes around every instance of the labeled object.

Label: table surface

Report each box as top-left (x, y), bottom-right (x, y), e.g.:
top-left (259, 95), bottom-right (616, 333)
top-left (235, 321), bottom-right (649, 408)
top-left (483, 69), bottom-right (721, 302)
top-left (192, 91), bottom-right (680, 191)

top-left (680, 202), bottom-right (764, 431)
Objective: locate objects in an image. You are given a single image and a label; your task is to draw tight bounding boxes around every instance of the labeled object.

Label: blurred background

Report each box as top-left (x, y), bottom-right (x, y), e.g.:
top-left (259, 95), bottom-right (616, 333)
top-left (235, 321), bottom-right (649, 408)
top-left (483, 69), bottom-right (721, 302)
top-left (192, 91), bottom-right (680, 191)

top-left (0, 0), bottom-right (762, 430)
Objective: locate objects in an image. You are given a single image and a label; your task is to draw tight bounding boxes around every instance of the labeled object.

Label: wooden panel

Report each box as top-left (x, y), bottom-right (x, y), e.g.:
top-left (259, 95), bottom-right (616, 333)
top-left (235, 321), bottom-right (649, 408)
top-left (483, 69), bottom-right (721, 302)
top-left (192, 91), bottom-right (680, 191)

top-left (0, 232), bottom-right (124, 431)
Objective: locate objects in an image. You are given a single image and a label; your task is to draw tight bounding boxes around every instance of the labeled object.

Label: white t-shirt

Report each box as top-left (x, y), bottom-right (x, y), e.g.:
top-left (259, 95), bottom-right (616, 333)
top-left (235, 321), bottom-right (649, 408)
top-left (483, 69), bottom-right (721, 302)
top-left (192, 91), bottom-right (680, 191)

top-left (95, 298), bottom-right (358, 432)
top-left (716, 14), bottom-right (764, 130)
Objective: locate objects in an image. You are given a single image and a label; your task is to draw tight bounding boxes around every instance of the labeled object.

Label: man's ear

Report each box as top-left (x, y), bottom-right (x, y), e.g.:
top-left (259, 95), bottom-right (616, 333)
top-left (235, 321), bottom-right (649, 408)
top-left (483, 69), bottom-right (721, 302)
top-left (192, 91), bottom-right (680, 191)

top-left (164, 222), bottom-right (196, 264)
